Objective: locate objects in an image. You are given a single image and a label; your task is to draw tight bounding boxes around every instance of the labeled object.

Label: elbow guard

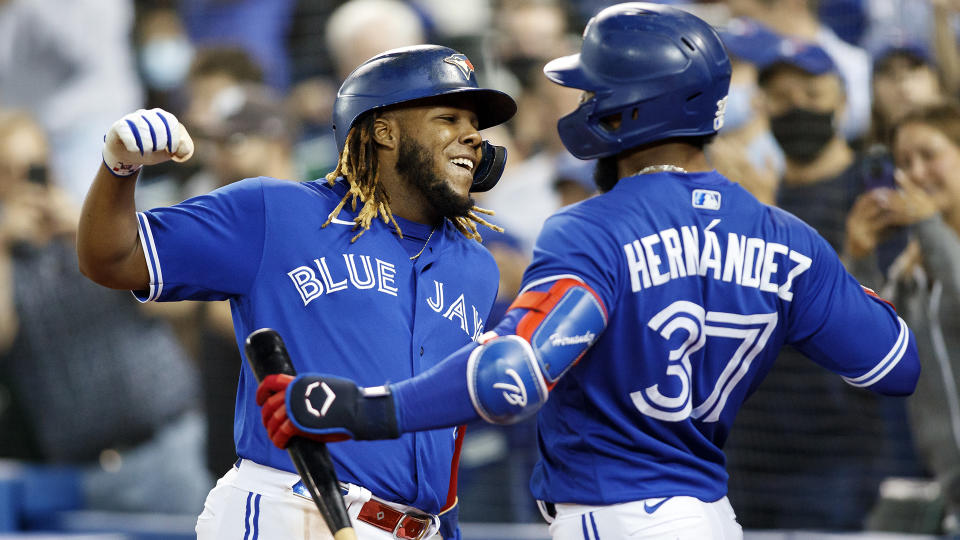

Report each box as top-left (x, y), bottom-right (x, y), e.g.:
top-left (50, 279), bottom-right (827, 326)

top-left (467, 336), bottom-right (548, 424)
top-left (467, 278), bottom-right (608, 424)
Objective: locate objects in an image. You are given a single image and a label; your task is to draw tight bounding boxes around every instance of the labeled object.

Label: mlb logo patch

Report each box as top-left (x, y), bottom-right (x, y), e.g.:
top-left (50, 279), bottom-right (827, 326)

top-left (692, 189), bottom-right (721, 210)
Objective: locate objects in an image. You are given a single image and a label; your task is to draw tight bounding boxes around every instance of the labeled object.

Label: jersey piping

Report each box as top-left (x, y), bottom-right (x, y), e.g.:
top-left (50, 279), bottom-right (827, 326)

top-left (841, 316), bottom-right (909, 387)
top-left (136, 211), bottom-right (163, 302)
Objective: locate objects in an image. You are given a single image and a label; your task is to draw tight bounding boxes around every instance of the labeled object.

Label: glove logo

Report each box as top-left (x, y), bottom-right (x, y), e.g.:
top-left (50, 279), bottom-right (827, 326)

top-left (443, 54), bottom-right (475, 80)
top-left (493, 368), bottom-right (528, 407)
top-left (113, 161), bottom-right (141, 174)
top-left (304, 381), bottom-right (337, 417)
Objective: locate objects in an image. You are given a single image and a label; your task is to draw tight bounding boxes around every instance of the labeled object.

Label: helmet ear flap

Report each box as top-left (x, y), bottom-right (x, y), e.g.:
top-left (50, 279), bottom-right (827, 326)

top-left (471, 141), bottom-right (507, 192)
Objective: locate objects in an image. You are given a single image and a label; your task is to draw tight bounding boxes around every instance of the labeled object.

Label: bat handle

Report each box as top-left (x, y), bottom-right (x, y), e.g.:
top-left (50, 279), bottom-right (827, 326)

top-left (288, 439), bottom-right (355, 538)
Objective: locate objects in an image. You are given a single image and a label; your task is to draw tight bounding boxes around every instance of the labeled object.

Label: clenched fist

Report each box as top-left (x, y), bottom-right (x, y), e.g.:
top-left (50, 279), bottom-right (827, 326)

top-left (102, 108), bottom-right (194, 177)
top-left (256, 373), bottom-right (400, 449)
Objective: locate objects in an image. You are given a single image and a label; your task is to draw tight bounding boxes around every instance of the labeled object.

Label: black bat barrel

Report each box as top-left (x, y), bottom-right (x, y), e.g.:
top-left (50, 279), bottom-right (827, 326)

top-left (245, 327), bottom-right (298, 379)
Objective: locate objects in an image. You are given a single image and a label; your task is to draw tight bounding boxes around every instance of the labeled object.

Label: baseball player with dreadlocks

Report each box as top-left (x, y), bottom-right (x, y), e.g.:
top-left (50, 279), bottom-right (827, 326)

top-left (251, 5), bottom-right (921, 539)
top-left (77, 45), bottom-right (515, 539)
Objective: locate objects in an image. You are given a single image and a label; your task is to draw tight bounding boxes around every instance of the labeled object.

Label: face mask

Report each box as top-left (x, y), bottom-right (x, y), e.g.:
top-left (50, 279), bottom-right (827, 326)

top-left (139, 37), bottom-right (194, 91)
top-left (769, 108), bottom-right (835, 164)
top-left (720, 83), bottom-right (755, 132)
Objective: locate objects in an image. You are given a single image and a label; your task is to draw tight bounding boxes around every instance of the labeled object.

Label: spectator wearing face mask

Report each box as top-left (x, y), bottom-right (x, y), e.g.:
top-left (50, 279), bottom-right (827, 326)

top-left (135, 6), bottom-right (195, 114)
top-left (760, 40), bottom-right (860, 250)
top-left (726, 0), bottom-right (873, 141)
top-left (722, 41), bottom-right (914, 530)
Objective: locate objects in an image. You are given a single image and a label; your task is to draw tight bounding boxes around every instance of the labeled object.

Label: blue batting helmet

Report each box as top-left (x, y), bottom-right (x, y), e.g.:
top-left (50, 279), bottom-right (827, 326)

top-left (544, 3), bottom-right (731, 159)
top-left (333, 45), bottom-right (517, 153)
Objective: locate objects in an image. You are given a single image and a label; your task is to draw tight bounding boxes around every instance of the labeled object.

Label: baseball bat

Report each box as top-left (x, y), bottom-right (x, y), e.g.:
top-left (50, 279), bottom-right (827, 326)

top-left (245, 328), bottom-right (357, 540)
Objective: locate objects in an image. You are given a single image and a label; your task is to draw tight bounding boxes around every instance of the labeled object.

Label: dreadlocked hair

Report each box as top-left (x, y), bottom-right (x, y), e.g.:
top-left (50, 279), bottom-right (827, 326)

top-left (450, 206), bottom-right (502, 242)
top-left (323, 114), bottom-right (505, 243)
top-left (323, 115), bottom-right (398, 242)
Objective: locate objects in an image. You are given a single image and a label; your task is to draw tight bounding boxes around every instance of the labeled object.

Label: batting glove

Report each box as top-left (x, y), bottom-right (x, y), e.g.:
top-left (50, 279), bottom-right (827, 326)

top-left (102, 108), bottom-right (194, 177)
top-left (256, 374), bottom-right (400, 449)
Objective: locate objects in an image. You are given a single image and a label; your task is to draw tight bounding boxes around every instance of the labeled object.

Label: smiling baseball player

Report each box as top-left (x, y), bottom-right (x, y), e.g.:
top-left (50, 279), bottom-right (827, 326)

top-left (77, 45), bottom-right (516, 540)
top-left (253, 5), bottom-right (921, 539)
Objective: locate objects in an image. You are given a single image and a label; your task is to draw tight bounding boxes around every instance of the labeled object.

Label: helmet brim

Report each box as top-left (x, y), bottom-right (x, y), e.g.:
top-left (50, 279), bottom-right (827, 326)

top-left (544, 54), bottom-right (599, 91)
top-left (380, 87), bottom-right (517, 131)
top-left (459, 87), bottom-right (518, 130)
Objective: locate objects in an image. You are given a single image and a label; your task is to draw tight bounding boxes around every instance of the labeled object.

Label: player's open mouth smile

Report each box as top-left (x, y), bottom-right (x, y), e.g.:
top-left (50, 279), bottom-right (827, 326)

top-left (450, 157), bottom-right (474, 172)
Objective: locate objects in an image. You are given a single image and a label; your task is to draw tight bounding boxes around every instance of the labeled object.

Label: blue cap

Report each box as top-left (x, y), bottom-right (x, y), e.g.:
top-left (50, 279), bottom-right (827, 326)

top-left (552, 153), bottom-right (596, 193)
top-left (718, 17), bottom-right (783, 67)
top-left (759, 39), bottom-right (837, 78)
top-left (873, 42), bottom-right (934, 72)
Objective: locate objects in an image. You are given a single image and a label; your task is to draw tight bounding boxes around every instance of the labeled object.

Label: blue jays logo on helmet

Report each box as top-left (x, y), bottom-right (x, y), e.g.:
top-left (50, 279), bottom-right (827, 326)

top-left (332, 45), bottom-right (516, 154)
top-left (444, 54), bottom-right (475, 79)
top-left (544, 3), bottom-right (732, 159)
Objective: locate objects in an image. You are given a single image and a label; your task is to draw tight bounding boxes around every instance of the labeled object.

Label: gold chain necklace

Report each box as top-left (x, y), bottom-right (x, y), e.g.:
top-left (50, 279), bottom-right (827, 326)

top-left (635, 164), bottom-right (688, 175)
top-left (409, 227), bottom-right (437, 260)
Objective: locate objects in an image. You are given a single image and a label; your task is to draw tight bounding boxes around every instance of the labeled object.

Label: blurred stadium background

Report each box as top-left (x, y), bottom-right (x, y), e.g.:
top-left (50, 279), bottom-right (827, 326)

top-left (2, 0), bottom-right (960, 538)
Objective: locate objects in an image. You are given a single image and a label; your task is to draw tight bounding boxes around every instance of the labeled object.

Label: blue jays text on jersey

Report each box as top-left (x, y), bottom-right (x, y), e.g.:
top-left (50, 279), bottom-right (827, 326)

top-left (288, 259), bottom-right (487, 341)
top-left (132, 177), bottom-right (499, 514)
top-left (519, 170), bottom-right (916, 506)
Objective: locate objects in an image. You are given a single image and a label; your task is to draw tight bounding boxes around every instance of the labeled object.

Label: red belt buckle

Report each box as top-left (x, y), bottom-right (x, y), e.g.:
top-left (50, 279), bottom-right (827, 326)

top-left (394, 513), bottom-right (430, 540)
top-left (357, 500), bottom-right (430, 539)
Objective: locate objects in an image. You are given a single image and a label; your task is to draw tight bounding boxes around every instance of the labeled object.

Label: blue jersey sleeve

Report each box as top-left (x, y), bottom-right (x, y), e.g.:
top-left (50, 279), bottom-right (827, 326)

top-left (786, 232), bottom-right (919, 395)
top-left (521, 208), bottom-right (618, 312)
top-left (134, 177), bottom-right (268, 302)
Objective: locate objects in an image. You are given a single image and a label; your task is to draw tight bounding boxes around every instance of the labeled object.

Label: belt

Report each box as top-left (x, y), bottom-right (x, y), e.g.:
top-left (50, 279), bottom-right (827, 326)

top-left (291, 480), bottom-right (432, 540)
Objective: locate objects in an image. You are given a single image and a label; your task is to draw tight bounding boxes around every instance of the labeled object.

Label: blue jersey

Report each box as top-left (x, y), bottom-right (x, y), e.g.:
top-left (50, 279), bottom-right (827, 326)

top-left (134, 177), bottom-right (499, 514)
top-left (523, 170), bottom-right (916, 505)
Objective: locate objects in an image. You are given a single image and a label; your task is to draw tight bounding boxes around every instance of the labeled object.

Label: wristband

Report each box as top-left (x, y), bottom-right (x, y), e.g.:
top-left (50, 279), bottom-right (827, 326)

top-left (102, 147), bottom-right (142, 178)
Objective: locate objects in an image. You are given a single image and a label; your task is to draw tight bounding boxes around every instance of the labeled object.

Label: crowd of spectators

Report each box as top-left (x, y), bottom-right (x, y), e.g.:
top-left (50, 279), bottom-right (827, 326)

top-left (1, 0), bottom-right (959, 534)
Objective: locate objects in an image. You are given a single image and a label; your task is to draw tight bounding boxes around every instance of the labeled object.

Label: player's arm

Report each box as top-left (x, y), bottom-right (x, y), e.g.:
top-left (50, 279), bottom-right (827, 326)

top-left (256, 277), bottom-right (608, 447)
top-left (77, 109), bottom-right (194, 290)
top-left (789, 234), bottom-right (920, 396)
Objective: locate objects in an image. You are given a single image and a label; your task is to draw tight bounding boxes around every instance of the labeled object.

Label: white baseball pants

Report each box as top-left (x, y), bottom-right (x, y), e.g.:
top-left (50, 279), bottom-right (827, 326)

top-left (547, 496), bottom-right (742, 540)
top-left (196, 459), bottom-right (441, 540)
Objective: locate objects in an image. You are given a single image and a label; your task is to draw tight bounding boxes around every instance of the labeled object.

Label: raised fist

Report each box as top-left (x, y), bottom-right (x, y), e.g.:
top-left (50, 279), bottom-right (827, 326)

top-left (102, 108), bottom-right (194, 177)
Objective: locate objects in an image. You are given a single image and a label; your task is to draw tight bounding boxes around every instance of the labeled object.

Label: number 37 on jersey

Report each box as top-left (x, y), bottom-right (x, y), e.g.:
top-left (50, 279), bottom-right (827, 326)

top-left (632, 300), bottom-right (777, 423)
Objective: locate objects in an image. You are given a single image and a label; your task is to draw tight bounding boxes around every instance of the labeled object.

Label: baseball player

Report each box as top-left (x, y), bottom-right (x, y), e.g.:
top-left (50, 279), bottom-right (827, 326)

top-left (76, 45), bottom-right (516, 540)
top-left (253, 5), bottom-right (922, 539)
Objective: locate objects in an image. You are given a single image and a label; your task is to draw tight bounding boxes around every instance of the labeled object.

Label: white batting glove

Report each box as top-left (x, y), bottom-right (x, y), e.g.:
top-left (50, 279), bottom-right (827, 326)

top-left (102, 108), bottom-right (195, 177)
